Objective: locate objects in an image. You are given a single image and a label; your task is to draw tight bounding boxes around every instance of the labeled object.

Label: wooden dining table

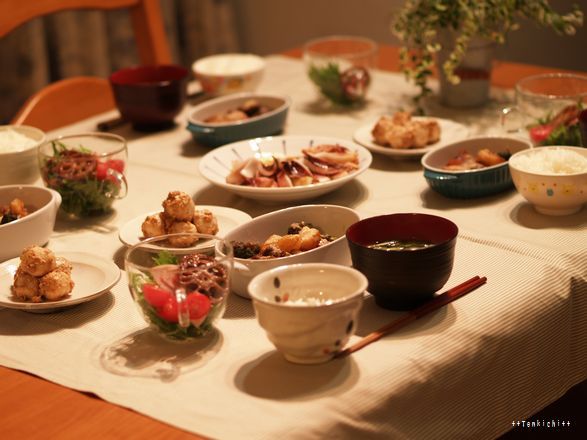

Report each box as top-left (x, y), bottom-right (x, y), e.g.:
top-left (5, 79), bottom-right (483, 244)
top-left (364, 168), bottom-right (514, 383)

top-left (1, 45), bottom-right (585, 440)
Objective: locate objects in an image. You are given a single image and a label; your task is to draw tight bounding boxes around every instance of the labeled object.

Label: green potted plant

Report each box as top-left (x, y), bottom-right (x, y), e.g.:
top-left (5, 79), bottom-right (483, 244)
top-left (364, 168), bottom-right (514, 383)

top-left (391, 0), bottom-right (583, 110)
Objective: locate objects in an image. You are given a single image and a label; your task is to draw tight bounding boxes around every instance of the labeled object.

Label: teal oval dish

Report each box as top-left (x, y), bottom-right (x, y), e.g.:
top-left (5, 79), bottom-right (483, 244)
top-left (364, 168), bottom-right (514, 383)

top-left (187, 92), bottom-right (290, 147)
top-left (421, 136), bottom-right (532, 199)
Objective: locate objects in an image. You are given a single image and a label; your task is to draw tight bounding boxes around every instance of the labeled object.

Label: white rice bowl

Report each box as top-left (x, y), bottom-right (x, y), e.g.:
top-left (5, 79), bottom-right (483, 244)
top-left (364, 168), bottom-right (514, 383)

top-left (509, 146), bottom-right (587, 216)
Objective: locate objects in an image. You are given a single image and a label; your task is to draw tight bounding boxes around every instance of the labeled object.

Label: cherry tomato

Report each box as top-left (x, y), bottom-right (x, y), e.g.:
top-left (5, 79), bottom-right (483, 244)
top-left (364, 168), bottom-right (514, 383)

top-left (106, 159), bottom-right (125, 173)
top-left (187, 292), bottom-right (211, 320)
top-left (96, 161), bottom-right (109, 180)
top-left (142, 283), bottom-right (172, 308)
top-left (529, 125), bottom-right (553, 143)
top-left (157, 297), bottom-right (179, 323)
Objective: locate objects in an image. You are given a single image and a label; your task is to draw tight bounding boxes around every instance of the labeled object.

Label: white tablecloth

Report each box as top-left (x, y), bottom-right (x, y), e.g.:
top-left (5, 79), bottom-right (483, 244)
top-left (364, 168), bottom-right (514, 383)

top-left (1, 56), bottom-right (585, 439)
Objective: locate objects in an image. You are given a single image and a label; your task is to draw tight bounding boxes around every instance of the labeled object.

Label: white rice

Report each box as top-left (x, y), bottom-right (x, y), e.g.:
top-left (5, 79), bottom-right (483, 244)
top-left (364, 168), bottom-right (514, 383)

top-left (0, 128), bottom-right (37, 153)
top-left (510, 148), bottom-right (587, 174)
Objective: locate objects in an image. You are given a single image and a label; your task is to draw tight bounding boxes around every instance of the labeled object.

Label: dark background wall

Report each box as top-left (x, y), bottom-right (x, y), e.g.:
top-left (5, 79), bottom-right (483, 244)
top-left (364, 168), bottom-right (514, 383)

top-left (230, 0), bottom-right (587, 72)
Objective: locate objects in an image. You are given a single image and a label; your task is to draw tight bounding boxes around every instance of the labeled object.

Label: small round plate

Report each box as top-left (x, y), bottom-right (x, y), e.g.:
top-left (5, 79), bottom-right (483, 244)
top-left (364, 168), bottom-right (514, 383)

top-left (118, 205), bottom-right (252, 249)
top-left (0, 252), bottom-right (121, 313)
top-left (353, 116), bottom-right (469, 158)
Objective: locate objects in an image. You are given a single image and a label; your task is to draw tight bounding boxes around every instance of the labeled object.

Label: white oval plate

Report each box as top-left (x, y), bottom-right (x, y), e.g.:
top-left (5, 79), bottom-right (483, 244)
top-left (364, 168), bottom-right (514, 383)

top-left (0, 252), bottom-right (120, 313)
top-left (118, 205), bottom-right (252, 249)
top-left (198, 135), bottom-right (372, 202)
top-left (353, 116), bottom-right (469, 158)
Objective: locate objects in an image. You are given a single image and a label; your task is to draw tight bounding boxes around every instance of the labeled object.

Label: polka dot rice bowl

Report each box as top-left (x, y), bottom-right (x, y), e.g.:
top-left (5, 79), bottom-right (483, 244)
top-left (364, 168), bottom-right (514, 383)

top-left (508, 146), bottom-right (587, 216)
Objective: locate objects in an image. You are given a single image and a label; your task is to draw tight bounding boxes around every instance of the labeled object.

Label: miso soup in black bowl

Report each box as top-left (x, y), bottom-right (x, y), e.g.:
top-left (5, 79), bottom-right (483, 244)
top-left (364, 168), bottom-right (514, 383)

top-left (346, 213), bottom-right (458, 310)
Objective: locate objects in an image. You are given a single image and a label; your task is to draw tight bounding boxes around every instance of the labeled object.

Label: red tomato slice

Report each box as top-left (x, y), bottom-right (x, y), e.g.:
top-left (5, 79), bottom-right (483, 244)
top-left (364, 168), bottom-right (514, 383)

top-left (157, 297), bottom-right (179, 323)
top-left (106, 159), bottom-right (125, 173)
top-left (142, 283), bottom-right (172, 308)
top-left (529, 125), bottom-right (553, 143)
top-left (187, 292), bottom-right (211, 320)
top-left (96, 161), bottom-right (108, 180)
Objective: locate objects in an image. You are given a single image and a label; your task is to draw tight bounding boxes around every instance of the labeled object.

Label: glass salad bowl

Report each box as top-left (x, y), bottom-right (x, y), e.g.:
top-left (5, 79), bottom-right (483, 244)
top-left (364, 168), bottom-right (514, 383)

top-left (303, 35), bottom-right (377, 106)
top-left (38, 132), bottom-right (128, 217)
top-left (124, 233), bottom-right (233, 341)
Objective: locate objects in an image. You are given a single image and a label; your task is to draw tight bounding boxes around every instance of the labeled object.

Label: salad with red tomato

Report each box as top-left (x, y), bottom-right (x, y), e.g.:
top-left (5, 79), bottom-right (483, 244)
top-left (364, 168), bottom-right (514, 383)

top-left (528, 104), bottom-right (583, 146)
top-left (129, 251), bottom-right (228, 340)
top-left (40, 141), bottom-right (125, 216)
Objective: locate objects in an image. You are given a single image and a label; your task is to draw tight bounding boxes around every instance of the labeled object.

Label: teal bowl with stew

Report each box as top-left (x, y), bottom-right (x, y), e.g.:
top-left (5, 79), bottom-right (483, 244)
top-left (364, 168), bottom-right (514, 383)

top-left (187, 92), bottom-right (290, 147)
top-left (421, 136), bottom-right (531, 199)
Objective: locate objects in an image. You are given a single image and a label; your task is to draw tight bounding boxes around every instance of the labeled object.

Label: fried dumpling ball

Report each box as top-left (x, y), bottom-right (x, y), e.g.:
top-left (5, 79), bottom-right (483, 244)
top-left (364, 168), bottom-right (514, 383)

top-left (167, 221), bottom-right (198, 247)
top-left (39, 270), bottom-right (74, 301)
top-left (53, 257), bottom-right (73, 275)
top-left (193, 209), bottom-right (219, 235)
top-left (162, 191), bottom-right (195, 221)
top-left (12, 268), bottom-right (41, 302)
top-left (19, 246), bottom-right (56, 277)
top-left (141, 212), bottom-right (167, 238)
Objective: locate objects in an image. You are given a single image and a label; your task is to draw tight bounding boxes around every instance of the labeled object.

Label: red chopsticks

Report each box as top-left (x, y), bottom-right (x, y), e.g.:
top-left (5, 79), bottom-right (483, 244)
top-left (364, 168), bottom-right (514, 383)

top-left (335, 275), bottom-right (487, 358)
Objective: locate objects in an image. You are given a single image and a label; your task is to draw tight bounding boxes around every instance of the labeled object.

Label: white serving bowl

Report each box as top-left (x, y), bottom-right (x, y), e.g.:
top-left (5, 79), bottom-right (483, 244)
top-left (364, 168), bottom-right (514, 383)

top-left (199, 135), bottom-right (372, 202)
top-left (0, 185), bottom-right (61, 262)
top-left (509, 146), bottom-right (587, 215)
top-left (192, 53), bottom-right (265, 96)
top-left (248, 263), bottom-right (368, 364)
top-left (217, 204), bottom-right (360, 298)
top-left (0, 125), bottom-right (46, 185)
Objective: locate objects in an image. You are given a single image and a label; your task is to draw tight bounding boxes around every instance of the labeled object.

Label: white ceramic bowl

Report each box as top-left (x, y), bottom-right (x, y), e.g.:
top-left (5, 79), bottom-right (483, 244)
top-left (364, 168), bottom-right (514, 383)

top-left (509, 146), bottom-right (587, 215)
top-left (248, 263), bottom-right (368, 364)
top-left (0, 185), bottom-right (61, 262)
top-left (0, 125), bottom-right (46, 185)
top-left (192, 53), bottom-right (265, 96)
top-left (199, 135), bottom-right (372, 202)
top-left (217, 204), bottom-right (360, 298)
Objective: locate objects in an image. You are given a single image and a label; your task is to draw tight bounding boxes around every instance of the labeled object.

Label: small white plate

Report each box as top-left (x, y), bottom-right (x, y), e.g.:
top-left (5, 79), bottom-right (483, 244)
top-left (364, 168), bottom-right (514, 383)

top-left (118, 205), bottom-right (252, 249)
top-left (0, 252), bottom-right (120, 313)
top-left (353, 116), bottom-right (469, 158)
top-left (198, 135), bottom-right (372, 202)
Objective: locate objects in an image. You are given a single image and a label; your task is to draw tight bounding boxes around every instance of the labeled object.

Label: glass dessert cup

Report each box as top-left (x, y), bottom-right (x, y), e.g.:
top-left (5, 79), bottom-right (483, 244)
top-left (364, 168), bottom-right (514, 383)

top-left (124, 233), bottom-right (233, 342)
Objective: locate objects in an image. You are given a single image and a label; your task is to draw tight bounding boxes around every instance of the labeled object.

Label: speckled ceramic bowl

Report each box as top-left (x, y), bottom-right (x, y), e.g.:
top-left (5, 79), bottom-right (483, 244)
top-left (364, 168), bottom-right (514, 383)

top-left (421, 136), bottom-right (532, 198)
top-left (248, 263), bottom-right (367, 364)
top-left (187, 93), bottom-right (290, 147)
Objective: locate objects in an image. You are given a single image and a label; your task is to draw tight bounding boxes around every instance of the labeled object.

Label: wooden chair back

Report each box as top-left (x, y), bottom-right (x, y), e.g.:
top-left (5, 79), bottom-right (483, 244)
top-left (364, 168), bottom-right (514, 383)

top-left (1, 0), bottom-right (173, 131)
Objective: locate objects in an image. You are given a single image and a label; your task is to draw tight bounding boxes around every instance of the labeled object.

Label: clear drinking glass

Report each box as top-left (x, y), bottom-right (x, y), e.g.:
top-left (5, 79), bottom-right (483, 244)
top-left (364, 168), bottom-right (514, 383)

top-left (125, 233), bottom-right (233, 342)
top-left (501, 73), bottom-right (587, 146)
top-left (303, 35), bottom-right (377, 106)
top-left (38, 132), bottom-right (128, 217)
